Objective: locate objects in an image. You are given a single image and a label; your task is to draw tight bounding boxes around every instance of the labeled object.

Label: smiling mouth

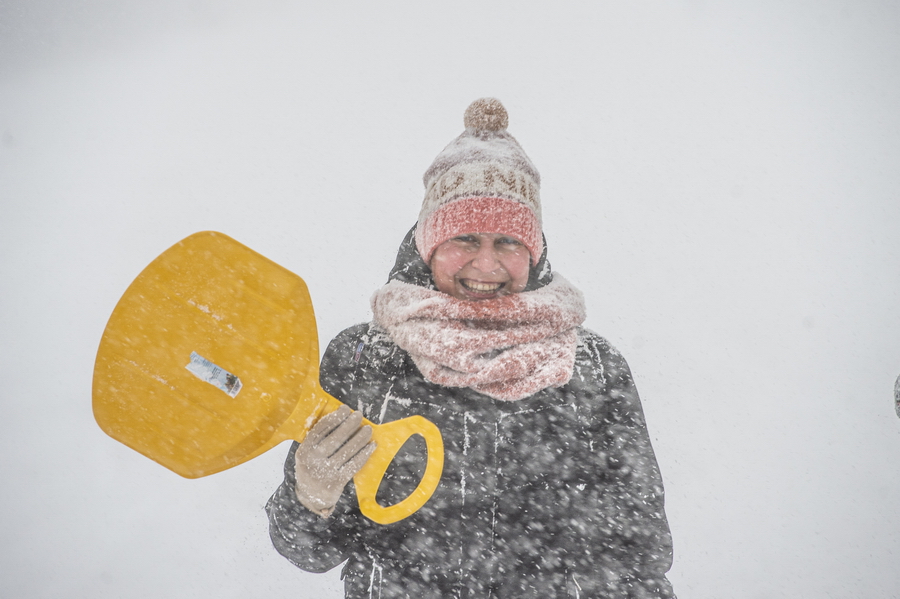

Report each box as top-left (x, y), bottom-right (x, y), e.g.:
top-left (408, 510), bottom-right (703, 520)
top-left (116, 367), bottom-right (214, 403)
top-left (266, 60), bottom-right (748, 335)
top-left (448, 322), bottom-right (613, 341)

top-left (461, 280), bottom-right (504, 293)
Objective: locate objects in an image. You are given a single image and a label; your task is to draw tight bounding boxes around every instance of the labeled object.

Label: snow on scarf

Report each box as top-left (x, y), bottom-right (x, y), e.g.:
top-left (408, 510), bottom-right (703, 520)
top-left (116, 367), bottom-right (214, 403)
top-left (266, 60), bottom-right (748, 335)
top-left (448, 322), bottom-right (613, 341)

top-left (370, 275), bottom-right (586, 401)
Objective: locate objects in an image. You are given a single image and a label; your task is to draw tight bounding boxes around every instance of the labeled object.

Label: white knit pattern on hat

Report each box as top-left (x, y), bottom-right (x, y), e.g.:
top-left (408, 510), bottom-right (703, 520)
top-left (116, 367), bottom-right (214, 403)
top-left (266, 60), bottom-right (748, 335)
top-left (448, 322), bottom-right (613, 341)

top-left (419, 161), bottom-right (541, 224)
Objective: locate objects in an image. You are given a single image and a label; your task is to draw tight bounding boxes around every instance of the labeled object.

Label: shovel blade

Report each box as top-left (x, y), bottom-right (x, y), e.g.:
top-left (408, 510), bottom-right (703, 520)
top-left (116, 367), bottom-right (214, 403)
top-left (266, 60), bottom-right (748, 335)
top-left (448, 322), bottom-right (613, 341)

top-left (93, 231), bottom-right (320, 477)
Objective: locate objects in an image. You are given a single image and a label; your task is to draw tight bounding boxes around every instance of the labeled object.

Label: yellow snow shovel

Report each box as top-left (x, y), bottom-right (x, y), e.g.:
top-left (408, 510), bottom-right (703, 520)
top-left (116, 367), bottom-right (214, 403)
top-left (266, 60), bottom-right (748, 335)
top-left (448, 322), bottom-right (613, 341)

top-left (92, 231), bottom-right (444, 525)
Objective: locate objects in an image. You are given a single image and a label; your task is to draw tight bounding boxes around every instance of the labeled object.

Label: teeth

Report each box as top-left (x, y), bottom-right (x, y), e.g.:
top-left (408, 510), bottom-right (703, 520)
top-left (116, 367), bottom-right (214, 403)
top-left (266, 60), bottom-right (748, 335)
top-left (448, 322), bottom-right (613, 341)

top-left (462, 281), bottom-right (503, 292)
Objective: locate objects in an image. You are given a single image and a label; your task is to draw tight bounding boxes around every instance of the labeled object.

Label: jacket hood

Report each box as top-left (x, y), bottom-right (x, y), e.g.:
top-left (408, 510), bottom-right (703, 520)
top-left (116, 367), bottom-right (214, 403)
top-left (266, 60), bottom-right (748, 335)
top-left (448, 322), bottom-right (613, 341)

top-left (387, 225), bottom-right (553, 292)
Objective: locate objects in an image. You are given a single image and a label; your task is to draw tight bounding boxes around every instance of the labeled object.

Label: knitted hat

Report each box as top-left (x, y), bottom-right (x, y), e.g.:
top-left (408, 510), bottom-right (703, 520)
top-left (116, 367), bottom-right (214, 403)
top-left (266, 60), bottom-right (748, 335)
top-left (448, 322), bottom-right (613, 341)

top-left (415, 98), bottom-right (543, 263)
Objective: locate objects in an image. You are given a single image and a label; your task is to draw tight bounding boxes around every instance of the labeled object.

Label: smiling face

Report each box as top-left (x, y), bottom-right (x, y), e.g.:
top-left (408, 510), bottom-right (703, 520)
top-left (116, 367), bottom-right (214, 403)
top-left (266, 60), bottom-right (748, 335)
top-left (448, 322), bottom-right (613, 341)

top-left (429, 232), bottom-right (531, 300)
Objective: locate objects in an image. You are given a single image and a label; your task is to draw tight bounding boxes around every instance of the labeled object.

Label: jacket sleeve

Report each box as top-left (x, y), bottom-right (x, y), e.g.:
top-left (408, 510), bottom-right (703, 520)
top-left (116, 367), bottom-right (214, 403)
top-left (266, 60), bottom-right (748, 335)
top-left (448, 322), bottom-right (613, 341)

top-left (570, 332), bottom-right (676, 599)
top-left (265, 325), bottom-right (369, 573)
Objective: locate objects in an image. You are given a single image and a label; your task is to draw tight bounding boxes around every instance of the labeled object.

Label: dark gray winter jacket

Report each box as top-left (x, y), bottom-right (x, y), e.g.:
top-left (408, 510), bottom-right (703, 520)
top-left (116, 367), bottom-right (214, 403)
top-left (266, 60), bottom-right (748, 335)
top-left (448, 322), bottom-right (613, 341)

top-left (266, 228), bottom-right (675, 599)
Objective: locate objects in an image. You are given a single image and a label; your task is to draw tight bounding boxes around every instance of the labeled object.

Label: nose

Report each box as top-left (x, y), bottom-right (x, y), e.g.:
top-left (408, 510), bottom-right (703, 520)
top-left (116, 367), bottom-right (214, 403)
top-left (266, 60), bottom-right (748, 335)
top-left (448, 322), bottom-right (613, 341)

top-left (471, 242), bottom-right (501, 272)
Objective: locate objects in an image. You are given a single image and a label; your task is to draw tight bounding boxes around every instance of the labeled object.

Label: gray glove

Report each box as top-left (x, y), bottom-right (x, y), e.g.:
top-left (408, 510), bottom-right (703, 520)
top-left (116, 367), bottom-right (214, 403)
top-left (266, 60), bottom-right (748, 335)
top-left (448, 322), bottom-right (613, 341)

top-left (294, 405), bottom-right (376, 518)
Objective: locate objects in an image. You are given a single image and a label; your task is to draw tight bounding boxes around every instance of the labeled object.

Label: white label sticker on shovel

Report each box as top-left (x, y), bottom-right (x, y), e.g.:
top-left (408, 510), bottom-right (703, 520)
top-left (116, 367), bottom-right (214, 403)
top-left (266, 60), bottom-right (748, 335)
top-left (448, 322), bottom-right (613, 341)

top-left (186, 351), bottom-right (243, 397)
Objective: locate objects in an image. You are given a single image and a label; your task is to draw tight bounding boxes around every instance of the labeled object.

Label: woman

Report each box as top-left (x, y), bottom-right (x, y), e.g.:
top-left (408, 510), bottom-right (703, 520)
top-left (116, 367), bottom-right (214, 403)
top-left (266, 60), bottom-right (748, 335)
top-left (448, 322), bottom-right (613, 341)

top-left (267, 99), bottom-right (676, 598)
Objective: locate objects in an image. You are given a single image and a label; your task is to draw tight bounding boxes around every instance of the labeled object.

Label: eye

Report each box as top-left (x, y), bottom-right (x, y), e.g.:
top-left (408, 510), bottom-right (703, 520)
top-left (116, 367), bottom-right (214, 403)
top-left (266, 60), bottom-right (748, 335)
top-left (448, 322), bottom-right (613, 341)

top-left (453, 235), bottom-right (478, 244)
top-left (496, 237), bottom-right (523, 247)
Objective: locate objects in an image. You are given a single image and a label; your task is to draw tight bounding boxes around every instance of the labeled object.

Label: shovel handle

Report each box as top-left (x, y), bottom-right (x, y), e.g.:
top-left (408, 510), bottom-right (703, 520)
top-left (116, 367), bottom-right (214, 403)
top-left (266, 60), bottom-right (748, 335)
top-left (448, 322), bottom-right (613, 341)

top-left (353, 415), bottom-right (444, 525)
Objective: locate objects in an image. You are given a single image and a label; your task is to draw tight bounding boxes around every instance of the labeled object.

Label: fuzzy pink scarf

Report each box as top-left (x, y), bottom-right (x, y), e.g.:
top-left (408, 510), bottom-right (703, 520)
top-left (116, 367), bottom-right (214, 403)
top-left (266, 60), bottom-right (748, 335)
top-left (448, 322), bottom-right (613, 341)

top-left (370, 275), bottom-right (586, 401)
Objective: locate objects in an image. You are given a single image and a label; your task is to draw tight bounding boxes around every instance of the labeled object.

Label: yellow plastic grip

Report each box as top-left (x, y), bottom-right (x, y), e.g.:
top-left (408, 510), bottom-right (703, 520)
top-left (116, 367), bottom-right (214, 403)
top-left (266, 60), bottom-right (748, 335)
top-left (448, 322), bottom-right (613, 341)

top-left (354, 415), bottom-right (445, 525)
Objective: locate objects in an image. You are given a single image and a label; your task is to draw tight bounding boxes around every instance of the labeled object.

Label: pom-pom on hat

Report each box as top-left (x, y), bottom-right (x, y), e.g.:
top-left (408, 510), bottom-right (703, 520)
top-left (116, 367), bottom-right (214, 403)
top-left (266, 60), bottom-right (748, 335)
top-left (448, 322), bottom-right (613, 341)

top-left (415, 98), bottom-right (543, 263)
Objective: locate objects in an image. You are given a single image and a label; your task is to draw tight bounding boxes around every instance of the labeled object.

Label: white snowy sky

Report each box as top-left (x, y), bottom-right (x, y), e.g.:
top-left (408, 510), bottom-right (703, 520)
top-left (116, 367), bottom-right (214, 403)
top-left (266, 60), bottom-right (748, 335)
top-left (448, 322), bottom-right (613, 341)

top-left (2, 1), bottom-right (899, 597)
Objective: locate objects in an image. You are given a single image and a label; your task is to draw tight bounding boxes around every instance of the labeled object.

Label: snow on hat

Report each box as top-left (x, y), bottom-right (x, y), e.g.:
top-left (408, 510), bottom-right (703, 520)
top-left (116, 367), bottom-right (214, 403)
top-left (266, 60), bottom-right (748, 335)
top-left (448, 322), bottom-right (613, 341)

top-left (415, 98), bottom-right (543, 263)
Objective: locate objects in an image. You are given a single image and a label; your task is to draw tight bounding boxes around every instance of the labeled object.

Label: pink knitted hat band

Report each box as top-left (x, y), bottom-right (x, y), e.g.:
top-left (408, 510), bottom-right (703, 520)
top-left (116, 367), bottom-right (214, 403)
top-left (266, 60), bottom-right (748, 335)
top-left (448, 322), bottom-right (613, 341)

top-left (415, 196), bottom-right (543, 263)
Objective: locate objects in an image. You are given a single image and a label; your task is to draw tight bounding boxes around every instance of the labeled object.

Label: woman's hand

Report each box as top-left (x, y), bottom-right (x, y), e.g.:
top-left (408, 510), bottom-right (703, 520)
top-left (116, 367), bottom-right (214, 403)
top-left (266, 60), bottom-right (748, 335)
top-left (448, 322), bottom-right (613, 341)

top-left (294, 405), bottom-right (376, 518)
